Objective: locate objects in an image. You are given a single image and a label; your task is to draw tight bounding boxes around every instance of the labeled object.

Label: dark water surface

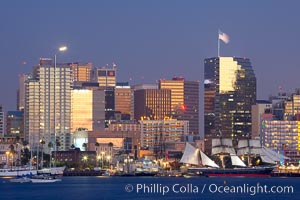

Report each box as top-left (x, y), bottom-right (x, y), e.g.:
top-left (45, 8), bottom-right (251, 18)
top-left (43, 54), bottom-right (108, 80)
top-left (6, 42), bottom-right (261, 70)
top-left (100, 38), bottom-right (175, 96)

top-left (0, 176), bottom-right (299, 200)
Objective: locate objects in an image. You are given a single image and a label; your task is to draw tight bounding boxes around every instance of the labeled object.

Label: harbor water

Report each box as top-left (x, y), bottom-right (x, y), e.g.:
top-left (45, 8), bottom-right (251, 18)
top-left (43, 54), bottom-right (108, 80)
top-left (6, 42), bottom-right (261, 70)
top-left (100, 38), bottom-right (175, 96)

top-left (1, 176), bottom-right (299, 200)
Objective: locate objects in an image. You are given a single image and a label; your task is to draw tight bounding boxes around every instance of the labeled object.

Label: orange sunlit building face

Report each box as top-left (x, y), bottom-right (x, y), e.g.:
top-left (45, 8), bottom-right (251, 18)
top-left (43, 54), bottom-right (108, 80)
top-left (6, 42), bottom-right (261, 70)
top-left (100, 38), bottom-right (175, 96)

top-left (134, 89), bottom-right (171, 121)
top-left (115, 84), bottom-right (133, 118)
top-left (159, 77), bottom-right (199, 135)
top-left (70, 62), bottom-right (92, 82)
top-left (71, 89), bottom-right (93, 132)
top-left (71, 89), bottom-right (105, 133)
top-left (91, 68), bottom-right (116, 87)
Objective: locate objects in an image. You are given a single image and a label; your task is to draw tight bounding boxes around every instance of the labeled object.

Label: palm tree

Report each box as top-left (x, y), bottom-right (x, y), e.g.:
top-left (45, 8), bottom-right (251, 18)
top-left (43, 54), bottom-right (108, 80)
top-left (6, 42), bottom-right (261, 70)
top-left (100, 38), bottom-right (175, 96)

top-left (82, 143), bottom-right (87, 151)
top-left (95, 142), bottom-right (100, 166)
top-left (54, 138), bottom-right (61, 167)
top-left (108, 142), bottom-right (113, 164)
top-left (40, 138), bottom-right (45, 169)
top-left (15, 135), bottom-right (21, 166)
top-left (48, 142), bottom-right (53, 168)
top-left (95, 142), bottom-right (99, 152)
top-left (20, 140), bottom-right (30, 166)
top-left (9, 144), bottom-right (15, 169)
top-left (108, 142), bottom-right (113, 148)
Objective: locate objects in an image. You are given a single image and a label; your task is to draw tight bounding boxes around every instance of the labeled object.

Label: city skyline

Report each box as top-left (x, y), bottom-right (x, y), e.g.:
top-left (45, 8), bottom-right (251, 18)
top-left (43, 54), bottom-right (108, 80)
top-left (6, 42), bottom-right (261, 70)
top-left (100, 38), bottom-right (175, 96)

top-left (1, 1), bottom-right (300, 113)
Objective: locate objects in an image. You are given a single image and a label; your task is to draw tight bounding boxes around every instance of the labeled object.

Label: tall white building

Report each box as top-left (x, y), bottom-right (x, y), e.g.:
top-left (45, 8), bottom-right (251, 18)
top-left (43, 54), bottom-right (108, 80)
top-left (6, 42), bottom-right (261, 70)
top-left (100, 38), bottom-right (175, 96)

top-left (25, 58), bottom-right (72, 151)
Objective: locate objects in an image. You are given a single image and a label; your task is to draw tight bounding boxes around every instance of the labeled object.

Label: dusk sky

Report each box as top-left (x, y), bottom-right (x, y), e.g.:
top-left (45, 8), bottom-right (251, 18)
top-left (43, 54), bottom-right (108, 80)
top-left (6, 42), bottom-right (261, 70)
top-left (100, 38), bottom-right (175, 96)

top-left (1, 0), bottom-right (300, 114)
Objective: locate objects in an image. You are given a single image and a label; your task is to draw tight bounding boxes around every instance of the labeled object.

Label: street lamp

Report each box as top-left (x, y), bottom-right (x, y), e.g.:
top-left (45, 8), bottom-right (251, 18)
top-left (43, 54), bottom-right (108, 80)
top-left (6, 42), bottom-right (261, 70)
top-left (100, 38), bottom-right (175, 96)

top-left (106, 155), bottom-right (111, 169)
top-left (97, 155), bottom-right (101, 167)
top-left (101, 151), bottom-right (105, 169)
top-left (53, 46), bottom-right (67, 167)
top-left (5, 151), bottom-right (9, 168)
top-left (39, 138), bottom-right (45, 169)
top-left (83, 156), bottom-right (88, 162)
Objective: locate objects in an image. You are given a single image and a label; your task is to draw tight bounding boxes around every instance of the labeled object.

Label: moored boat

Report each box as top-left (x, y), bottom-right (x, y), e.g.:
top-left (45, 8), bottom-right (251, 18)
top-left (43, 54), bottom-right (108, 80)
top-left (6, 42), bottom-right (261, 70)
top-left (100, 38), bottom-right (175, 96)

top-left (30, 174), bottom-right (61, 183)
top-left (10, 176), bottom-right (32, 183)
top-left (38, 166), bottom-right (66, 176)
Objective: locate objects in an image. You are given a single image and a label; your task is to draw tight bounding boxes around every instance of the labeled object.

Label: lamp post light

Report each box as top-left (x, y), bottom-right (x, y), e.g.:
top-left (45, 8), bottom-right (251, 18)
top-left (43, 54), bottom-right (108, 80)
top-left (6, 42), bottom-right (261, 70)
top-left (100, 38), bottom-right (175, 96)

top-left (5, 151), bottom-right (9, 168)
top-left (83, 155), bottom-right (88, 168)
top-left (97, 155), bottom-right (101, 167)
top-left (101, 151), bottom-right (105, 169)
top-left (106, 155), bottom-right (111, 169)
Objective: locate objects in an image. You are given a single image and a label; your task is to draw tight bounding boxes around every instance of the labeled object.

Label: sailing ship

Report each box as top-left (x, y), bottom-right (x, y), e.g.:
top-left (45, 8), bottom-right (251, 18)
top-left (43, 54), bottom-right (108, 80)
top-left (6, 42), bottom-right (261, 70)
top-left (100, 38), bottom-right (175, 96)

top-left (180, 138), bottom-right (278, 177)
top-left (237, 139), bottom-right (288, 165)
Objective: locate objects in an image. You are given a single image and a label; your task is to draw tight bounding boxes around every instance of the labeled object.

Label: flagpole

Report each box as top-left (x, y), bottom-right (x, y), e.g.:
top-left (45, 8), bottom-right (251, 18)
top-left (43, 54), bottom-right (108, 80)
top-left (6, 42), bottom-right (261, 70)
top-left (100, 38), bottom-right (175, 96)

top-left (218, 29), bottom-right (220, 57)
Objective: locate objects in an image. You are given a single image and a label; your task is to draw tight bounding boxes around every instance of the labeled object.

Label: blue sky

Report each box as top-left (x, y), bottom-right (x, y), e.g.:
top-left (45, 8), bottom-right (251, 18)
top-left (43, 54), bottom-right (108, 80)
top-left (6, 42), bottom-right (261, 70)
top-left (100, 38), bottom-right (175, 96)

top-left (1, 0), bottom-right (299, 114)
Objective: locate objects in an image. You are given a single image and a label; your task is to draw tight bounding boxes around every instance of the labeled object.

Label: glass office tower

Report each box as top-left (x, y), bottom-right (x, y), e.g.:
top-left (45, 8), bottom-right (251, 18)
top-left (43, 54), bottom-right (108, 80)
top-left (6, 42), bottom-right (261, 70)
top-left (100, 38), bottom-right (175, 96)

top-left (204, 57), bottom-right (256, 152)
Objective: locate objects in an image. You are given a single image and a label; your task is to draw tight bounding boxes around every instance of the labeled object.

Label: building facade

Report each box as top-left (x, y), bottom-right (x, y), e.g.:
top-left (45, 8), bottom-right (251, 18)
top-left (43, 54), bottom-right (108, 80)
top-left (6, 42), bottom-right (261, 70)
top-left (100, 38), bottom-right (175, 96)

top-left (5, 111), bottom-right (24, 137)
top-left (204, 57), bottom-right (256, 152)
top-left (284, 89), bottom-right (300, 120)
top-left (251, 100), bottom-right (272, 139)
top-left (134, 89), bottom-right (171, 121)
top-left (159, 77), bottom-right (199, 135)
top-left (71, 88), bottom-right (105, 133)
top-left (17, 74), bottom-right (30, 111)
top-left (69, 62), bottom-right (92, 82)
top-left (139, 119), bottom-right (189, 152)
top-left (25, 58), bottom-right (72, 151)
top-left (262, 120), bottom-right (300, 164)
top-left (91, 67), bottom-right (116, 87)
top-left (115, 82), bottom-right (133, 120)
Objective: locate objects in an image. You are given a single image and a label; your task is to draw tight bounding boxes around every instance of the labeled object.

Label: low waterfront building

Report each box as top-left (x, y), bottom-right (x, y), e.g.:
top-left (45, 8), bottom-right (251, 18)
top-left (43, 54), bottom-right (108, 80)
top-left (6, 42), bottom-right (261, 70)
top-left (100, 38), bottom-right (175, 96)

top-left (53, 148), bottom-right (96, 166)
top-left (139, 119), bottom-right (189, 152)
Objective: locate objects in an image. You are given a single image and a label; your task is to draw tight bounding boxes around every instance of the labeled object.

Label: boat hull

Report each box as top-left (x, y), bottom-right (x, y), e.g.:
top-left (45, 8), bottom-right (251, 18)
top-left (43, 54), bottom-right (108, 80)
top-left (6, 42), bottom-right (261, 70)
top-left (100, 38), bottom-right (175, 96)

top-left (0, 169), bottom-right (37, 177)
top-left (31, 179), bottom-right (61, 183)
top-left (10, 177), bottom-right (32, 183)
top-left (38, 166), bottom-right (65, 175)
top-left (188, 167), bottom-right (274, 177)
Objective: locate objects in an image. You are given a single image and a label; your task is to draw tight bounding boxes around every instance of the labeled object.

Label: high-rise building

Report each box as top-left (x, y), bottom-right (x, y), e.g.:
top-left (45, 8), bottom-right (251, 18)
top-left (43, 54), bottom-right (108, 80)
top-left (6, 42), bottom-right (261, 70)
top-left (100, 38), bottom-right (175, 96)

top-left (204, 57), bottom-right (256, 152)
top-left (115, 82), bottom-right (133, 120)
top-left (91, 66), bottom-right (117, 127)
top-left (17, 74), bottom-right (30, 111)
top-left (91, 67), bottom-right (116, 87)
top-left (159, 77), bottom-right (199, 135)
top-left (6, 111), bottom-right (24, 137)
top-left (69, 62), bottom-right (92, 82)
top-left (25, 58), bottom-right (72, 151)
top-left (269, 92), bottom-right (289, 120)
top-left (251, 100), bottom-right (272, 139)
top-left (134, 88), bottom-right (171, 121)
top-left (284, 89), bottom-right (300, 120)
top-left (71, 88), bottom-right (105, 133)
top-left (0, 105), bottom-right (4, 137)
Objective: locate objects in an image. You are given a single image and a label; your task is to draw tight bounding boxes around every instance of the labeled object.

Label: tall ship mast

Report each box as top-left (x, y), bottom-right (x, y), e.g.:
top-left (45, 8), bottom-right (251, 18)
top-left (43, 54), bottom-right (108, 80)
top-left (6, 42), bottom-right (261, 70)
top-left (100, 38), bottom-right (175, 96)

top-left (180, 140), bottom-right (280, 177)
